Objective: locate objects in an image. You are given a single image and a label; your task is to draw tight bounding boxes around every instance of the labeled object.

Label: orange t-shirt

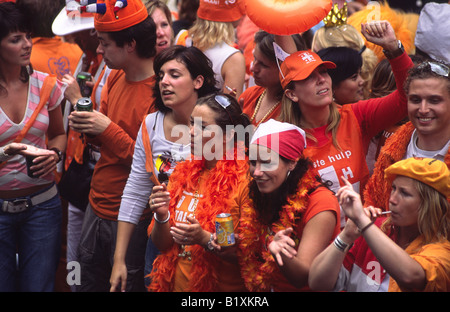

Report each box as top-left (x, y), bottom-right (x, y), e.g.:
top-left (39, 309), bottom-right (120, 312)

top-left (88, 69), bottom-right (156, 220)
top-left (270, 186), bottom-right (341, 291)
top-left (304, 106), bottom-right (370, 198)
top-left (240, 86), bottom-right (281, 126)
top-left (389, 237), bottom-right (450, 292)
top-left (31, 37), bottom-right (83, 80)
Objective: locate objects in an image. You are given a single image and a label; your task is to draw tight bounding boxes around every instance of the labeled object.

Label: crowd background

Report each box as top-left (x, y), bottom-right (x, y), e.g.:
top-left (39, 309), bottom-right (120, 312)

top-left (0, 0), bottom-right (449, 294)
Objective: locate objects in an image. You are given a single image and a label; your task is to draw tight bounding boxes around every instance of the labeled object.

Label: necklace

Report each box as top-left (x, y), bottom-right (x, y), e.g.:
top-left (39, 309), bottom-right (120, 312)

top-left (250, 90), bottom-right (280, 127)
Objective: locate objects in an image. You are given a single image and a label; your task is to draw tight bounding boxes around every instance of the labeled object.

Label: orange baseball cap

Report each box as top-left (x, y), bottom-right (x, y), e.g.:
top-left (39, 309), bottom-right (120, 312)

top-left (197, 0), bottom-right (245, 23)
top-left (94, 0), bottom-right (148, 32)
top-left (279, 50), bottom-right (336, 89)
top-left (384, 157), bottom-right (450, 198)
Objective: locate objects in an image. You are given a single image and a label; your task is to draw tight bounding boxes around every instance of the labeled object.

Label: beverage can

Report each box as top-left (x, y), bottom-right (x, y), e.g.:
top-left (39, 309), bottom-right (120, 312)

top-left (215, 213), bottom-right (235, 247)
top-left (76, 97), bottom-right (93, 112)
top-left (76, 71), bottom-right (92, 97)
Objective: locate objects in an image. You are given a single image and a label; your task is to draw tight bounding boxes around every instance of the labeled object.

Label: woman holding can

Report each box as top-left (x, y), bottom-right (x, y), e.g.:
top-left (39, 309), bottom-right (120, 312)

top-left (237, 119), bottom-right (341, 291)
top-left (148, 93), bottom-right (252, 292)
top-left (0, 2), bottom-right (66, 292)
top-left (110, 45), bottom-right (218, 292)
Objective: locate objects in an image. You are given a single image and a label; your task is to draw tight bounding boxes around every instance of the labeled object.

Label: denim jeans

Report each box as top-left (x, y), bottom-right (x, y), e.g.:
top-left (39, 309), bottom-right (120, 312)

top-left (0, 184), bottom-right (62, 292)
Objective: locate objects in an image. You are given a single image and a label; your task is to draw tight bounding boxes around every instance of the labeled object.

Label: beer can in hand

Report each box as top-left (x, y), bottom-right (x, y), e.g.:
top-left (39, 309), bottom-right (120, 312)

top-left (76, 97), bottom-right (93, 112)
top-left (215, 213), bottom-right (235, 247)
top-left (76, 71), bottom-right (92, 97)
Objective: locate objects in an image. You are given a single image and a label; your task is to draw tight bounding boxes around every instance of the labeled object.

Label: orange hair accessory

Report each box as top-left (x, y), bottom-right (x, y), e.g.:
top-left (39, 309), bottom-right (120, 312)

top-left (384, 157), bottom-right (450, 198)
top-left (197, 0), bottom-right (245, 23)
top-left (93, 0), bottom-right (148, 32)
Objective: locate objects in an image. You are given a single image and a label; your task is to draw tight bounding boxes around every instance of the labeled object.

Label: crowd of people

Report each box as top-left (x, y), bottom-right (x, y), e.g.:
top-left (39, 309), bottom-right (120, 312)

top-left (0, 0), bottom-right (449, 293)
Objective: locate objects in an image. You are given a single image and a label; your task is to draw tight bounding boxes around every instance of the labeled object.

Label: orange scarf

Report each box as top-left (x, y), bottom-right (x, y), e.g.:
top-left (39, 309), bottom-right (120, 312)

top-left (148, 155), bottom-right (249, 292)
top-left (238, 170), bottom-right (319, 291)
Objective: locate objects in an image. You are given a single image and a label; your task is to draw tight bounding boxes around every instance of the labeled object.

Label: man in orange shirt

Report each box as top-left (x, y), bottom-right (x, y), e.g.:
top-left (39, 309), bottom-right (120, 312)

top-left (68, 0), bottom-right (157, 292)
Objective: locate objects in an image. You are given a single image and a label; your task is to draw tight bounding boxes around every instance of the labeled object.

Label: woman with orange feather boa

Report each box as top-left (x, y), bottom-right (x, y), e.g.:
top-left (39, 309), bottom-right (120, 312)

top-left (238, 119), bottom-right (341, 291)
top-left (147, 93), bottom-right (252, 292)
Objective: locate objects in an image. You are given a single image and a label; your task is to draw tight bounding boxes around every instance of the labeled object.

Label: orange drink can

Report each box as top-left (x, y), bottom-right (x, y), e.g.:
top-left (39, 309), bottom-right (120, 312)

top-left (215, 213), bottom-right (235, 247)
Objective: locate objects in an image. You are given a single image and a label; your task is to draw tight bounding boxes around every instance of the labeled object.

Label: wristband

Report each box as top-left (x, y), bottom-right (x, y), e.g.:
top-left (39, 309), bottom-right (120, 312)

top-left (359, 221), bottom-right (374, 234)
top-left (154, 211), bottom-right (170, 224)
top-left (333, 235), bottom-right (353, 253)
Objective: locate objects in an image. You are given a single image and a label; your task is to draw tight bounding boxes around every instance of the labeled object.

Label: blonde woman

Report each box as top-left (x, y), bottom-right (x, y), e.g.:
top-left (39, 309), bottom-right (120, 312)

top-left (279, 21), bottom-right (413, 220)
top-left (309, 158), bottom-right (450, 292)
top-left (186, 0), bottom-right (245, 98)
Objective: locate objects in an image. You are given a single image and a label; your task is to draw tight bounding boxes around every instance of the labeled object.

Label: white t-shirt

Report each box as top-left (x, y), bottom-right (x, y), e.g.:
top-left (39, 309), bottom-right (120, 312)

top-left (118, 111), bottom-right (191, 224)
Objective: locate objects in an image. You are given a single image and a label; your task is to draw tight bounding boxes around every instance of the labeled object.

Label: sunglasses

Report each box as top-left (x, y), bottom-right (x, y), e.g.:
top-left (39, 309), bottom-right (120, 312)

top-left (214, 95), bottom-right (234, 123)
top-left (418, 61), bottom-right (449, 78)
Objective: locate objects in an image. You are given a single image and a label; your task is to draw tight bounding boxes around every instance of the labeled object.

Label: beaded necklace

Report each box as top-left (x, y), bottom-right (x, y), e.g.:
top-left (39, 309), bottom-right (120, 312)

top-left (250, 90), bottom-right (280, 127)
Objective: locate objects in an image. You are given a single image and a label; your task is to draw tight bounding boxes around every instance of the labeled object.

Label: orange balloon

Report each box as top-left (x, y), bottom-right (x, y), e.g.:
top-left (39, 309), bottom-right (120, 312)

top-left (245, 0), bottom-right (333, 35)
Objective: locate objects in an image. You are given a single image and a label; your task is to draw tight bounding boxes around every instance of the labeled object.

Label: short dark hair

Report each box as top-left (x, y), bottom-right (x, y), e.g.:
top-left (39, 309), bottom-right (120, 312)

top-left (0, 2), bottom-right (31, 41)
top-left (318, 46), bottom-right (363, 87)
top-left (404, 60), bottom-right (450, 95)
top-left (195, 93), bottom-right (252, 149)
top-left (108, 16), bottom-right (157, 59)
top-left (0, 2), bottom-right (32, 95)
top-left (152, 45), bottom-right (218, 113)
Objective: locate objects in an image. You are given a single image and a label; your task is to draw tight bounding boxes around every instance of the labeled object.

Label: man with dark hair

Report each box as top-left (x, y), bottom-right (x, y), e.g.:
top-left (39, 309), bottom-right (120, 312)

top-left (68, 0), bottom-right (157, 292)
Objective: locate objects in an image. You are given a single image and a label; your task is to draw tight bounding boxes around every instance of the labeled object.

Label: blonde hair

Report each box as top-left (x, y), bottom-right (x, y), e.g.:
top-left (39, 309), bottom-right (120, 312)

top-left (381, 179), bottom-right (450, 244)
top-left (312, 24), bottom-right (378, 99)
top-left (189, 18), bottom-right (235, 51)
top-left (279, 84), bottom-right (342, 150)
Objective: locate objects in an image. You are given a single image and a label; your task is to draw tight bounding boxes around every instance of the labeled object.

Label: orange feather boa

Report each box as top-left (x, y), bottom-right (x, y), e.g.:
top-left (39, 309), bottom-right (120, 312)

top-left (237, 169), bottom-right (320, 292)
top-left (148, 156), bottom-right (249, 292)
top-left (364, 122), bottom-right (450, 209)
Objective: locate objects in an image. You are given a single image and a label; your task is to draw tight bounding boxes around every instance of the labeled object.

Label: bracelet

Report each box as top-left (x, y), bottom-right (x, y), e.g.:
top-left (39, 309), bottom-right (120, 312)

top-left (204, 233), bottom-right (215, 252)
top-left (333, 235), bottom-right (353, 253)
top-left (154, 211), bottom-right (170, 224)
top-left (359, 221), bottom-right (374, 234)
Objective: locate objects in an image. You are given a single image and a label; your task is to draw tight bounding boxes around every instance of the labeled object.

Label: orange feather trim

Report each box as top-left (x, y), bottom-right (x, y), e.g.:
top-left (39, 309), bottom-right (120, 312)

top-left (364, 122), bottom-right (450, 209)
top-left (237, 169), bottom-right (320, 291)
top-left (148, 155), bottom-right (249, 292)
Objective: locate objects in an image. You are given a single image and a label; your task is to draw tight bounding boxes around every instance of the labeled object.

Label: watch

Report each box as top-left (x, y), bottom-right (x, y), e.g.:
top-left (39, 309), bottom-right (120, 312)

top-left (49, 147), bottom-right (63, 163)
top-left (383, 40), bottom-right (404, 59)
top-left (205, 233), bottom-right (215, 252)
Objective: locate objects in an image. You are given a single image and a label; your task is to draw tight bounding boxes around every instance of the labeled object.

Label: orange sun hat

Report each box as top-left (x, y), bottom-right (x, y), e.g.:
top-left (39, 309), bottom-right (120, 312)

top-left (92, 0), bottom-right (148, 32)
top-left (384, 158), bottom-right (450, 198)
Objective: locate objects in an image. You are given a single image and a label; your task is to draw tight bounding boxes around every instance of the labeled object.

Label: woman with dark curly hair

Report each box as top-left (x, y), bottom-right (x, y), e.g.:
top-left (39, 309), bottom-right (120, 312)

top-left (238, 119), bottom-right (341, 291)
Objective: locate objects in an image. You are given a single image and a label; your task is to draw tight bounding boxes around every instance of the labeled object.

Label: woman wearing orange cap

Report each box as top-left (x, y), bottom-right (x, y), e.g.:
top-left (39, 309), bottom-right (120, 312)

top-left (309, 157), bottom-right (450, 292)
top-left (279, 21), bottom-right (414, 226)
top-left (240, 31), bottom-right (306, 128)
top-left (238, 119), bottom-right (341, 291)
